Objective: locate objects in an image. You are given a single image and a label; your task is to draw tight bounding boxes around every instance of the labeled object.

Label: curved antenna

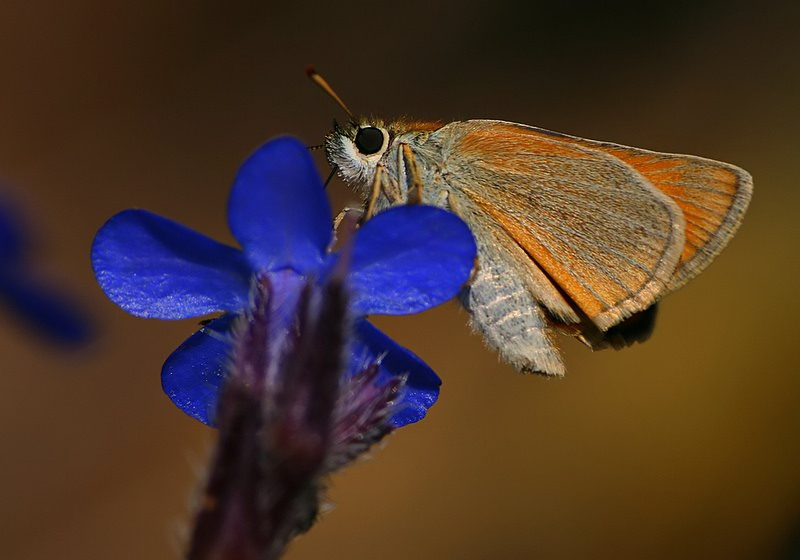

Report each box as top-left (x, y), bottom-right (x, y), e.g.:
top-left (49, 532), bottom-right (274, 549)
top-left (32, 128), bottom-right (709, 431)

top-left (306, 65), bottom-right (354, 119)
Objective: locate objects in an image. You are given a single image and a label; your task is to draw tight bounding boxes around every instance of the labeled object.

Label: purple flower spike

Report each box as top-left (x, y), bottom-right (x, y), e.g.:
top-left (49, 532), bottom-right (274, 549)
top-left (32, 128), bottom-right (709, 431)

top-left (187, 273), bottom-right (406, 560)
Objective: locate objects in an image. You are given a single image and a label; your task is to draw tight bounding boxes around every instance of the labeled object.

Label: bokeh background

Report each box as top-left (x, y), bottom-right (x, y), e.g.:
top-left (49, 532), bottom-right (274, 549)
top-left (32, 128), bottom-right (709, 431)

top-left (0, 1), bottom-right (798, 558)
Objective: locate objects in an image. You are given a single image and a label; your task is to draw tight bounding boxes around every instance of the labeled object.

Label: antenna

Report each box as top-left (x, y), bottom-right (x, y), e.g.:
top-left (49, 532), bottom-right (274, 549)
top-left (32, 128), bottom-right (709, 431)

top-left (306, 65), bottom-right (354, 119)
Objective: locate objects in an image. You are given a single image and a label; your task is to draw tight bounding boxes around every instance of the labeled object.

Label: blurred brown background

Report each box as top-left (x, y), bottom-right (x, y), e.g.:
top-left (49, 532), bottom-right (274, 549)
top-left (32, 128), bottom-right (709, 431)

top-left (0, 1), bottom-right (797, 558)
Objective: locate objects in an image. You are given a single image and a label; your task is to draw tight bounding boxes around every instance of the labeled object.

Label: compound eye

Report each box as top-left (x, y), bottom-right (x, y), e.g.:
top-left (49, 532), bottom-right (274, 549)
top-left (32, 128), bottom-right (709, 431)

top-left (354, 127), bottom-right (385, 155)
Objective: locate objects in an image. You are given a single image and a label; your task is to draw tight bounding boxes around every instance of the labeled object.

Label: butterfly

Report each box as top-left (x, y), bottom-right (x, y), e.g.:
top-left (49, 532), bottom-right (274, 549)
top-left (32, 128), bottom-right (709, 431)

top-left (312, 68), bottom-right (753, 376)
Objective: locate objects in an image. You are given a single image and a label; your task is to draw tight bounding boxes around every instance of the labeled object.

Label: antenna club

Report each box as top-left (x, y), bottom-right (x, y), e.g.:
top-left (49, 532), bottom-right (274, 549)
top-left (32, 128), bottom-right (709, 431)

top-left (306, 67), bottom-right (354, 119)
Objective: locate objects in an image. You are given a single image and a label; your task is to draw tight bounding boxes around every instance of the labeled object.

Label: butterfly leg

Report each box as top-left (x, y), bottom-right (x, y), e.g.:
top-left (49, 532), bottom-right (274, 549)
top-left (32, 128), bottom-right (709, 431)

top-left (378, 165), bottom-right (403, 205)
top-left (362, 164), bottom-right (403, 223)
top-left (460, 244), bottom-right (566, 377)
top-left (399, 143), bottom-right (423, 205)
top-left (363, 164), bottom-right (384, 222)
top-left (334, 206), bottom-right (364, 230)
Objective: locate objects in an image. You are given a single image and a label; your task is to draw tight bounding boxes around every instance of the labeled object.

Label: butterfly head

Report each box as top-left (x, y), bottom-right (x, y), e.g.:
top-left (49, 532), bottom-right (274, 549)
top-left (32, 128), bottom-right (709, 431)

top-left (324, 117), bottom-right (392, 196)
top-left (324, 117), bottom-right (444, 202)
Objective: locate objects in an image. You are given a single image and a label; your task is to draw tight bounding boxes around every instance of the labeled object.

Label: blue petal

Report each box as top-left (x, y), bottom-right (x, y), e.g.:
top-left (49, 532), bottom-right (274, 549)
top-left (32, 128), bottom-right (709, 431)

top-left (161, 314), bottom-right (235, 426)
top-left (92, 209), bottom-right (252, 319)
top-left (0, 198), bottom-right (25, 263)
top-left (228, 137), bottom-right (331, 274)
top-left (347, 205), bottom-right (476, 315)
top-left (0, 270), bottom-right (92, 346)
top-left (351, 320), bottom-right (441, 427)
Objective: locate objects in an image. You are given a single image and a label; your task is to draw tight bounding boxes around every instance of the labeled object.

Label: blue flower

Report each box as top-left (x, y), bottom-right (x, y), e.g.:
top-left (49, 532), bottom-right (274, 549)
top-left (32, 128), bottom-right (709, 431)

top-left (91, 136), bottom-right (476, 427)
top-left (0, 194), bottom-right (91, 345)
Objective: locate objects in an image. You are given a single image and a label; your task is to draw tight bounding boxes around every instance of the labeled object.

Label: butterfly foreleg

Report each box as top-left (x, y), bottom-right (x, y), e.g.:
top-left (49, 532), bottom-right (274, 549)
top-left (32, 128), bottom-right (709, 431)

top-left (362, 162), bottom-right (404, 223)
top-left (399, 143), bottom-right (423, 205)
top-left (363, 163), bottom-right (385, 222)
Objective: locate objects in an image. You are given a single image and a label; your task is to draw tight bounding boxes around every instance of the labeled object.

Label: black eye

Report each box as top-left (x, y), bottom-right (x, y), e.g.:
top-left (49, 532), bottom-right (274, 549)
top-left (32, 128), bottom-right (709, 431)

top-left (354, 127), bottom-right (384, 155)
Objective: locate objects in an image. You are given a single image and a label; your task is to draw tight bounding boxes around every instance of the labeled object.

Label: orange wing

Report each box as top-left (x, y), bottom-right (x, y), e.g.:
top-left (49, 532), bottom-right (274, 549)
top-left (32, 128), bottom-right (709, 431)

top-left (566, 140), bottom-right (752, 290)
top-left (439, 120), bottom-right (750, 331)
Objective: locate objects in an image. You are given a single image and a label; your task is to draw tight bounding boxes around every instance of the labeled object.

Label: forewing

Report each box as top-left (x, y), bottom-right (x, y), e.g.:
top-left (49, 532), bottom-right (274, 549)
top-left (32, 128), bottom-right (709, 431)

top-left (440, 121), bottom-right (685, 331)
top-left (559, 138), bottom-right (752, 290)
